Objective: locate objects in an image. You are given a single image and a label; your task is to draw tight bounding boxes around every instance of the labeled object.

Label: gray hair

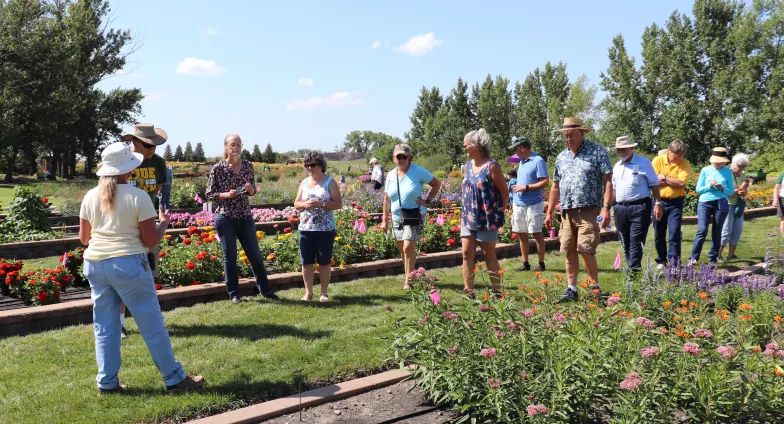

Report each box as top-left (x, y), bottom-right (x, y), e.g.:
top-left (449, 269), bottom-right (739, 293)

top-left (303, 151), bottom-right (328, 173)
top-left (465, 129), bottom-right (491, 157)
top-left (668, 139), bottom-right (685, 154)
top-left (732, 153), bottom-right (750, 167)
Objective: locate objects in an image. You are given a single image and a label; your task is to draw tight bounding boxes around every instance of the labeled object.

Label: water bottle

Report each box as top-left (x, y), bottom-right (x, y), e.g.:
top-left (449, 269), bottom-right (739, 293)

top-left (597, 214), bottom-right (613, 231)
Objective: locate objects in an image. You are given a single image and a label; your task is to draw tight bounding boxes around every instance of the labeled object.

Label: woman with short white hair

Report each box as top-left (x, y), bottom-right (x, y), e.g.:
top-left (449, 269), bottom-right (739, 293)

top-left (719, 153), bottom-right (750, 261)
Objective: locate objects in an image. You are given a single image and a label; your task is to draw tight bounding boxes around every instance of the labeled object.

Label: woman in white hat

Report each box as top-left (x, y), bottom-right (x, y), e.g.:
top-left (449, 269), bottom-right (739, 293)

top-left (688, 147), bottom-right (735, 265)
top-left (369, 158), bottom-right (383, 190)
top-left (79, 142), bottom-right (204, 394)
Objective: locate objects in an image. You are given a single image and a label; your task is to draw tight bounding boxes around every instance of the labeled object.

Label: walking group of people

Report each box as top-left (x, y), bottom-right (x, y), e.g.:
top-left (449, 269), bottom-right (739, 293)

top-left (79, 116), bottom-right (762, 394)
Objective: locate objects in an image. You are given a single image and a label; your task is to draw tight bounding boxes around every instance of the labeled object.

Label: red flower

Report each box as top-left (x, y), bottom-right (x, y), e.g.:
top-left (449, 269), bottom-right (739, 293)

top-left (42, 197), bottom-right (49, 204)
top-left (54, 291), bottom-right (60, 299)
top-left (159, 251), bottom-right (166, 258)
top-left (155, 283), bottom-right (163, 290)
top-left (288, 217), bottom-right (299, 224)
top-left (29, 279), bottom-right (37, 286)
top-left (192, 281), bottom-right (200, 286)
top-left (210, 255), bottom-right (218, 261)
top-left (447, 238), bottom-right (456, 246)
top-left (185, 261), bottom-right (196, 270)
top-left (511, 233), bottom-right (518, 241)
top-left (183, 238), bottom-right (192, 245)
top-left (37, 291), bottom-right (48, 302)
top-left (188, 226), bottom-right (199, 235)
top-left (283, 228), bottom-right (292, 234)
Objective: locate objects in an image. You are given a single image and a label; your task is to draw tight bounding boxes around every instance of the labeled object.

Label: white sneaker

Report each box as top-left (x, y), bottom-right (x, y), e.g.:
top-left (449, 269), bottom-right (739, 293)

top-left (656, 263), bottom-right (664, 271)
top-left (688, 258), bottom-right (697, 266)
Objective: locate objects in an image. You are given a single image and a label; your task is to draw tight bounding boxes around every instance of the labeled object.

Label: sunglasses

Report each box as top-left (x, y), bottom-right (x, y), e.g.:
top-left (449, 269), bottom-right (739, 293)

top-left (395, 155), bottom-right (408, 160)
top-left (304, 163), bottom-right (318, 168)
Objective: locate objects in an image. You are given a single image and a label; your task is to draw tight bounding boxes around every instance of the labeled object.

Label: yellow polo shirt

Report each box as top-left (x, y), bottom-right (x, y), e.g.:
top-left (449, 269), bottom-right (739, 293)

top-left (652, 155), bottom-right (691, 199)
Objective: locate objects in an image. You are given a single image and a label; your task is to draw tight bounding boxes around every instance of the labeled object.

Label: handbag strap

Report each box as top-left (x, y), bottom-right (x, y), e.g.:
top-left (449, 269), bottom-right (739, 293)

top-left (396, 171), bottom-right (403, 211)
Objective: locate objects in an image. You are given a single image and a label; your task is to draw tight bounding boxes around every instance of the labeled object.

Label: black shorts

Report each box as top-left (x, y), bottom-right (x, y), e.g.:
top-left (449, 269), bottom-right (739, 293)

top-left (777, 201), bottom-right (784, 218)
top-left (299, 230), bottom-right (336, 266)
top-left (373, 181), bottom-right (383, 190)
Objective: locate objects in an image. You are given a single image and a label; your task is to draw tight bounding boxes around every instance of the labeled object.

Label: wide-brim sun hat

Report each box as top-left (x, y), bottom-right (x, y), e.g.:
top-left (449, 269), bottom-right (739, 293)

top-left (614, 135), bottom-right (638, 149)
top-left (709, 147), bottom-right (730, 164)
top-left (96, 142), bottom-right (144, 176)
top-left (122, 123), bottom-right (168, 146)
top-left (556, 117), bottom-right (591, 133)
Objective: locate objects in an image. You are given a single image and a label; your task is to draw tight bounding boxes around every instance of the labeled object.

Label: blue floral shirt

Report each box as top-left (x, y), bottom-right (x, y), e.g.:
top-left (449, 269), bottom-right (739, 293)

top-left (552, 139), bottom-right (612, 209)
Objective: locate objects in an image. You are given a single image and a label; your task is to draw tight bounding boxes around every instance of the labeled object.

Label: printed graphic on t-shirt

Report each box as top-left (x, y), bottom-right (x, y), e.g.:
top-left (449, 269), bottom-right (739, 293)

top-left (130, 167), bottom-right (159, 193)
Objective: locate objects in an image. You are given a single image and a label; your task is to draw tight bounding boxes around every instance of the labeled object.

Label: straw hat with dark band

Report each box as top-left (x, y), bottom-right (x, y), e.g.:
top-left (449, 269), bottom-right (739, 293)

top-left (556, 117), bottom-right (591, 133)
top-left (709, 147), bottom-right (730, 164)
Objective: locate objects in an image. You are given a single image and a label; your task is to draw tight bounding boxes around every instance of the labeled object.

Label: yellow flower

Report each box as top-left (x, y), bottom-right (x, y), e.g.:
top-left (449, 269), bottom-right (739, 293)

top-left (196, 219), bottom-right (204, 225)
top-left (340, 261), bottom-right (347, 269)
top-left (277, 235), bottom-right (285, 241)
top-left (286, 233), bottom-right (293, 238)
top-left (334, 236), bottom-right (342, 241)
top-left (450, 219), bottom-right (459, 225)
top-left (204, 226), bottom-right (214, 231)
top-left (344, 244), bottom-right (351, 249)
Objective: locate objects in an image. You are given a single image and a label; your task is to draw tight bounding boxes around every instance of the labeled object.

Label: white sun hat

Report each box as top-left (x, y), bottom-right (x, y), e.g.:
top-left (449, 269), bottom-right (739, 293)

top-left (96, 142), bottom-right (144, 176)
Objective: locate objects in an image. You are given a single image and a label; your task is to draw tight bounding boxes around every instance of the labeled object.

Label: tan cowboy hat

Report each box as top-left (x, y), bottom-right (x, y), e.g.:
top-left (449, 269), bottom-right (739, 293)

top-left (615, 136), bottom-right (637, 149)
top-left (709, 147), bottom-right (730, 164)
top-left (96, 142), bottom-right (143, 177)
top-left (556, 117), bottom-right (591, 133)
top-left (122, 123), bottom-right (168, 146)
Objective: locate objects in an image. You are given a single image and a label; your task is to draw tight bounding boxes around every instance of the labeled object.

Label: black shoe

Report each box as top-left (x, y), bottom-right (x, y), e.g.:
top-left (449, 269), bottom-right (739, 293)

top-left (517, 262), bottom-right (531, 272)
top-left (98, 384), bottom-right (127, 395)
top-left (727, 254), bottom-right (740, 260)
top-left (231, 296), bottom-right (241, 304)
top-left (121, 327), bottom-right (128, 340)
top-left (558, 287), bottom-right (578, 303)
top-left (262, 293), bottom-right (280, 300)
top-left (535, 262), bottom-right (546, 272)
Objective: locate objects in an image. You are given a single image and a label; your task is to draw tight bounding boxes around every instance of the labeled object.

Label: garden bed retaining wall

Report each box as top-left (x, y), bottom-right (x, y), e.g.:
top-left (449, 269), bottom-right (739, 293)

top-left (0, 231), bottom-right (623, 337)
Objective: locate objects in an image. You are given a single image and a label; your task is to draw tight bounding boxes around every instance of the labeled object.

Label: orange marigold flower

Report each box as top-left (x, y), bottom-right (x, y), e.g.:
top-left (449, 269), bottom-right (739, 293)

top-left (775, 366), bottom-right (784, 377)
top-left (752, 346), bottom-right (761, 352)
top-left (739, 303), bottom-right (752, 311)
top-left (680, 299), bottom-right (688, 306)
top-left (775, 316), bottom-right (782, 322)
top-left (740, 314), bottom-right (752, 321)
top-left (588, 304), bottom-right (596, 309)
top-left (689, 302), bottom-right (697, 309)
top-left (483, 293), bottom-right (490, 301)
top-left (498, 269), bottom-right (506, 276)
top-left (539, 279), bottom-right (549, 285)
top-left (534, 272), bottom-right (542, 278)
top-left (517, 285), bottom-right (524, 291)
top-left (673, 315), bottom-right (680, 321)
top-left (554, 273), bottom-right (564, 280)
top-left (662, 301), bottom-right (672, 307)
top-left (697, 292), bottom-right (708, 299)
top-left (580, 282), bottom-right (588, 289)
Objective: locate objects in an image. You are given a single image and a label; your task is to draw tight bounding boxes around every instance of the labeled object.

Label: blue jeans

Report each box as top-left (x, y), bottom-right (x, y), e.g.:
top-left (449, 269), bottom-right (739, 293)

top-left (84, 254), bottom-right (187, 389)
top-left (614, 200), bottom-right (652, 271)
top-left (720, 209), bottom-right (744, 247)
top-left (214, 213), bottom-right (272, 298)
top-left (653, 197), bottom-right (684, 265)
top-left (690, 199), bottom-right (729, 262)
top-left (159, 183), bottom-right (171, 211)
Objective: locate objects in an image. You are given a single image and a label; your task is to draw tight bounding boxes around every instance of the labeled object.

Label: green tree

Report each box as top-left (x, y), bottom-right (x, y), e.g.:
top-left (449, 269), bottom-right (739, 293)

top-left (342, 130), bottom-right (403, 155)
top-left (404, 87), bottom-right (443, 154)
top-left (173, 145), bottom-right (184, 161)
top-left (241, 149), bottom-right (252, 162)
top-left (251, 144), bottom-right (263, 162)
top-left (476, 74), bottom-right (513, 161)
top-left (193, 142), bottom-right (206, 162)
top-left (262, 143), bottom-right (276, 163)
top-left (163, 145), bottom-right (173, 161)
top-left (184, 142), bottom-right (193, 162)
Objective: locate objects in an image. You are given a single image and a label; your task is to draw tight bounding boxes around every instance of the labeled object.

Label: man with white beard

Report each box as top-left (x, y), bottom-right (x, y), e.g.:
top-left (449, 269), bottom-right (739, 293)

top-left (611, 136), bottom-right (663, 275)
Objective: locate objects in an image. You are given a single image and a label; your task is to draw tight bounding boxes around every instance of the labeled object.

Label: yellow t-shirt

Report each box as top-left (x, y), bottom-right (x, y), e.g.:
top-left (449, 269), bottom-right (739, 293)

top-left (79, 184), bottom-right (157, 261)
top-left (651, 155), bottom-right (691, 199)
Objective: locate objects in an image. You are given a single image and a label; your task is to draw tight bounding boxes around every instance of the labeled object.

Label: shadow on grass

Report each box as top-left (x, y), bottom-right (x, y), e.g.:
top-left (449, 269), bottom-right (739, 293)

top-left (166, 323), bottom-right (333, 341)
top-left (262, 293), bottom-right (413, 309)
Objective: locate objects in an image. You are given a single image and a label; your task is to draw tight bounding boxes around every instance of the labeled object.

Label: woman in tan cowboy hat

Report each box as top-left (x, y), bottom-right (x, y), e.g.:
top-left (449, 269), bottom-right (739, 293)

top-left (79, 142), bottom-right (204, 394)
top-left (688, 147), bottom-right (735, 265)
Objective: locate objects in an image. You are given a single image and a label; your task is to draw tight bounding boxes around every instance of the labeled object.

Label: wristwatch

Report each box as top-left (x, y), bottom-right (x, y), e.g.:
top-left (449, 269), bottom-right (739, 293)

top-left (525, 184), bottom-right (530, 191)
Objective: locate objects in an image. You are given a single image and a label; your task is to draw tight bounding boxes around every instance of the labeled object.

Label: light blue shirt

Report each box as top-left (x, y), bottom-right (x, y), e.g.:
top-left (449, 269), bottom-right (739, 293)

top-left (695, 165), bottom-right (735, 202)
top-left (514, 153), bottom-right (548, 206)
top-left (384, 163), bottom-right (434, 221)
top-left (611, 154), bottom-right (659, 202)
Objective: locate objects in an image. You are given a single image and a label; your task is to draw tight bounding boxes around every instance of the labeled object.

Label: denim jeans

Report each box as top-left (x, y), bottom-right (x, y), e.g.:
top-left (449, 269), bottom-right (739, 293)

top-left (690, 199), bottom-right (729, 262)
top-left (653, 197), bottom-right (684, 265)
top-left (614, 200), bottom-right (652, 271)
top-left (214, 213), bottom-right (272, 298)
top-left (720, 209), bottom-right (744, 247)
top-left (84, 254), bottom-right (187, 389)
top-left (159, 183), bottom-right (171, 212)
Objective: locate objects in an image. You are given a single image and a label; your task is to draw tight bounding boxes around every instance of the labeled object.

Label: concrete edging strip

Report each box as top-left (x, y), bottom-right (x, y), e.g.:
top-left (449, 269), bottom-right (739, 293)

top-left (186, 369), bottom-right (411, 424)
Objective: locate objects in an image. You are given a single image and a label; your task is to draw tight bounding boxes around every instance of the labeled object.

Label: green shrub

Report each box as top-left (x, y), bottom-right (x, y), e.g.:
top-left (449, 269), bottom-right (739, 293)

top-left (433, 170), bottom-right (446, 179)
top-left (58, 199), bottom-right (82, 216)
top-left (417, 154), bottom-right (452, 174)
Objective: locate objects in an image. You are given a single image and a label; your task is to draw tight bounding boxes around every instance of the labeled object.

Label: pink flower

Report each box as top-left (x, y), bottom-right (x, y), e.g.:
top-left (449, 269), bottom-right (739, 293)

top-left (592, 320), bottom-right (600, 327)
top-left (716, 346), bottom-right (736, 360)
top-left (552, 313), bottom-right (566, 323)
top-left (466, 321), bottom-right (475, 328)
top-left (480, 348), bottom-right (497, 359)
top-left (694, 328), bottom-right (713, 338)
top-left (479, 305), bottom-right (490, 312)
top-left (520, 309), bottom-right (534, 318)
top-left (429, 289), bottom-right (441, 305)
top-left (447, 347), bottom-right (457, 354)
top-left (636, 317), bottom-right (656, 330)
top-left (495, 332), bottom-right (505, 339)
top-left (682, 342), bottom-right (701, 356)
top-left (607, 296), bottom-right (622, 307)
top-left (487, 378), bottom-right (501, 390)
top-left (520, 371), bottom-right (527, 380)
top-left (613, 251), bottom-right (622, 270)
top-left (441, 311), bottom-right (459, 320)
top-left (620, 371), bottom-right (642, 390)
top-left (436, 214), bottom-right (445, 225)
top-left (358, 219), bottom-right (367, 234)
top-left (194, 194), bottom-right (204, 204)
top-left (526, 404), bottom-right (549, 417)
top-left (766, 342), bottom-right (780, 351)
top-left (641, 347), bottom-right (660, 358)
top-left (763, 348), bottom-right (777, 356)
top-left (385, 305), bottom-right (392, 311)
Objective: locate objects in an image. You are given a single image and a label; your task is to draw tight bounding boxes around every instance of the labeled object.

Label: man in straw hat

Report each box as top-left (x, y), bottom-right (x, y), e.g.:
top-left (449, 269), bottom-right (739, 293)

top-left (509, 136), bottom-right (550, 272)
top-left (688, 147), bottom-right (734, 265)
top-left (119, 123), bottom-right (169, 339)
top-left (611, 136), bottom-right (663, 275)
top-left (651, 139), bottom-right (691, 269)
top-left (545, 118), bottom-right (612, 302)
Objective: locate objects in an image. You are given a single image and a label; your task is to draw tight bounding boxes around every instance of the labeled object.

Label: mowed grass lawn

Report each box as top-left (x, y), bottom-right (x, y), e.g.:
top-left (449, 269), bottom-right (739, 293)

top-left (0, 216), bottom-right (780, 424)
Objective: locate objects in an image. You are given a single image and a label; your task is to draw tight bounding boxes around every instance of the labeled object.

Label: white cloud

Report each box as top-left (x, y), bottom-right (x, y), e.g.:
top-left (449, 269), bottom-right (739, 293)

top-left (144, 92), bottom-right (169, 101)
top-left (175, 57), bottom-right (227, 76)
top-left (370, 40), bottom-right (381, 49)
top-left (286, 92), bottom-right (365, 111)
top-left (203, 27), bottom-right (217, 36)
top-left (298, 77), bottom-right (314, 87)
top-left (394, 32), bottom-right (443, 56)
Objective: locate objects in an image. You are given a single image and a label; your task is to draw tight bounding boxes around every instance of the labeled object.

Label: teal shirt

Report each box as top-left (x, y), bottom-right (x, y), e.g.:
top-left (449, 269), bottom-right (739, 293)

top-left (695, 165), bottom-right (735, 202)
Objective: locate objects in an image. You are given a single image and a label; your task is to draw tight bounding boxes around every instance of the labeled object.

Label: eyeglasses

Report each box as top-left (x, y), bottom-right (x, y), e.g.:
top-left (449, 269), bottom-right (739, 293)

top-left (737, 164), bottom-right (748, 169)
top-left (395, 155), bottom-right (408, 160)
top-left (304, 163), bottom-right (317, 168)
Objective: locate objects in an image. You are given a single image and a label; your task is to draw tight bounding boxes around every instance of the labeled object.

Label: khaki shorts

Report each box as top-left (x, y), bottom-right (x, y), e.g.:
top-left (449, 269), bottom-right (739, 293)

top-left (560, 206), bottom-right (601, 254)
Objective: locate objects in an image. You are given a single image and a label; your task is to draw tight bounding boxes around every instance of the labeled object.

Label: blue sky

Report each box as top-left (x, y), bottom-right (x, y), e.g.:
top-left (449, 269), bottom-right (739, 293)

top-left (101, 0), bottom-right (691, 157)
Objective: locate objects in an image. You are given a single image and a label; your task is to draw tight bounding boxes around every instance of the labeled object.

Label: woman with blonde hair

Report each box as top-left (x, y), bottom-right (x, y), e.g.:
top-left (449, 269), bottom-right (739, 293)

top-left (79, 142), bottom-right (203, 394)
top-left (206, 134), bottom-right (278, 303)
